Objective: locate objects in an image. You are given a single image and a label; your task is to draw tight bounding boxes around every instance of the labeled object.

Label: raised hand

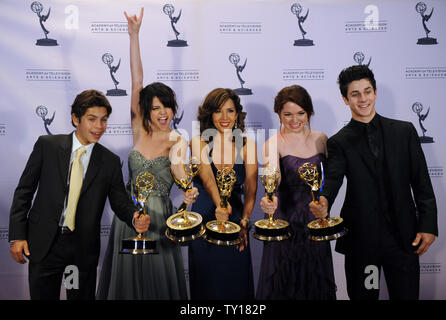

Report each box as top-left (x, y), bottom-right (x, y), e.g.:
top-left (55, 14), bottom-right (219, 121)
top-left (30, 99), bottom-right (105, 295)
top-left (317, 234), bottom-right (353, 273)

top-left (124, 7), bottom-right (144, 36)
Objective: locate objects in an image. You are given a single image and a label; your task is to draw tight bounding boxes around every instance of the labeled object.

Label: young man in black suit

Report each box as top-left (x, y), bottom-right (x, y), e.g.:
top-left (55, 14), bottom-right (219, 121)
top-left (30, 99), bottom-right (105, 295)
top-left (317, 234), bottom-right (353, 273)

top-left (9, 89), bottom-right (150, 300)
top-left (310, 65), bottom-right (437, 300)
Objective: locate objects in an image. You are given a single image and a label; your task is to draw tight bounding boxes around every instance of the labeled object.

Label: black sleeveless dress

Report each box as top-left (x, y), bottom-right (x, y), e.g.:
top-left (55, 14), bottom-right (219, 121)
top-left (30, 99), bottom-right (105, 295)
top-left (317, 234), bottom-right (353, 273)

top-left (188, 142), bottom-right (254, 300)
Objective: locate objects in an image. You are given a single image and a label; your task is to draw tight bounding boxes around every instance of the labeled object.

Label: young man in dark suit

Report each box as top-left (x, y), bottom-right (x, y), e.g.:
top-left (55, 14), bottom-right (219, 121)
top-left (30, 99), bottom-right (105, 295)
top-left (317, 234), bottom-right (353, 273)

top-left (310, 65), bottom-right (437, 300)
top-left (9, 89), bottom-right (150, 300)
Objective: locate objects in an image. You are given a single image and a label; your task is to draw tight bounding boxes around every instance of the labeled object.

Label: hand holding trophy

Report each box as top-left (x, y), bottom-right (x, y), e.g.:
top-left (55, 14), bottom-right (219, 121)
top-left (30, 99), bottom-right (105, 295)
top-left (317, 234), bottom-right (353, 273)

top-left (166, 157), bottom-right (205, 243)
top-left (120, 171), bottom-right (158, 254)
top-left (298, 162), bottom-right (347, 241)
top-left (204, 167), bottom-right (242, 246)
top-left (253, 166), bottom-right (290, 241)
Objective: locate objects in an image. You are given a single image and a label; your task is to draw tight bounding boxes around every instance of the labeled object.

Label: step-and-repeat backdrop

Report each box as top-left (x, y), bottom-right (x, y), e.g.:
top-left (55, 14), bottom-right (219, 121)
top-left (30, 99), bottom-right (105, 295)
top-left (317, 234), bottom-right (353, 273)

top-left (0, 0), bottom-right (444, 299)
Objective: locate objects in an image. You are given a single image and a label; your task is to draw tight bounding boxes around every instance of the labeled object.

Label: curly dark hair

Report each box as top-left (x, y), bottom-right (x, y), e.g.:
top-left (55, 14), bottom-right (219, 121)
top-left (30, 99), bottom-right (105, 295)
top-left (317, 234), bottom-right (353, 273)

top-left (197, 88), bottom-right (246, 135)
top-left (138, 82), bottom-right (178, 133)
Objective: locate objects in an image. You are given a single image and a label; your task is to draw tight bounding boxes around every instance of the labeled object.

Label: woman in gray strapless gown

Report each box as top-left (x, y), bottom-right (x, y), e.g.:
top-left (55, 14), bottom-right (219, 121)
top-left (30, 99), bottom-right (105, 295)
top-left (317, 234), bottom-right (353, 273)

top-left (97, 151), bottom-right (187, 299)
top-left (97, 8), bottom-right (195, 300)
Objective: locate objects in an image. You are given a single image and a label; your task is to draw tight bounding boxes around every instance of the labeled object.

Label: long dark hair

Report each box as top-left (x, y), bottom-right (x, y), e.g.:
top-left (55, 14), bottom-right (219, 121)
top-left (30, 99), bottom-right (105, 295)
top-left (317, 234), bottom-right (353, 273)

top-left (138, 82), bottom-right (178, 133)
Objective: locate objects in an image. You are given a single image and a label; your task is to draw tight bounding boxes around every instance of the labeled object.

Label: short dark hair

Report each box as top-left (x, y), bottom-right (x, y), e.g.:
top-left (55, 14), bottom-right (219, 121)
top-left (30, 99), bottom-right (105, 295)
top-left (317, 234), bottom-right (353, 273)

top-left (197, 88), bottom-right (246, 134)
top-left (71, 90), bottom-right (112, 127)
top-left (139, 82), bottom-right (178, 133)
top-left (337, 65), bottom-right (376, 99)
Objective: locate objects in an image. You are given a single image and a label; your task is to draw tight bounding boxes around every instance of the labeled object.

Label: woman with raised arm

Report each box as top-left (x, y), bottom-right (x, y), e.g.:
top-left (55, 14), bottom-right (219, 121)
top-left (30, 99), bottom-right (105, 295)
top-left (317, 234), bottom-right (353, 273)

top-left (256, 85), bottom-right (336, 300)
top-left (97, 7), bottom-right (197, 300)
top-left (188, 88), bottom-right (257, 300)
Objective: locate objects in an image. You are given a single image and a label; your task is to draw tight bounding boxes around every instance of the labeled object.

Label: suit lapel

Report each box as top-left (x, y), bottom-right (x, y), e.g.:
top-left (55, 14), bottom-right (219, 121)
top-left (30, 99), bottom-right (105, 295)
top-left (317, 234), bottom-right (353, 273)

top-left (58, 134), bottom-right (73, 189)
top-left (80, 143), bottom-right (102, 196)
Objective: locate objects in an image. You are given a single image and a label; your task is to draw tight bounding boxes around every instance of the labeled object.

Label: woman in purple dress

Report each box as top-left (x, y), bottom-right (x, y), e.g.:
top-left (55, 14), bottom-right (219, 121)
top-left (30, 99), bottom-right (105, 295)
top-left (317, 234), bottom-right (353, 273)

top-left (256, 85), bottom-right (336, 300)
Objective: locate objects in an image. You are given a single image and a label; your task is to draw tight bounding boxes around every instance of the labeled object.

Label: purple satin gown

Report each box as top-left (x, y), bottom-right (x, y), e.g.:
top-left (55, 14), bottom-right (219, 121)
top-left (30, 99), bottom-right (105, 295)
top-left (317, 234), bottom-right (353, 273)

top-left (256, 154), bottom-right (336, 300)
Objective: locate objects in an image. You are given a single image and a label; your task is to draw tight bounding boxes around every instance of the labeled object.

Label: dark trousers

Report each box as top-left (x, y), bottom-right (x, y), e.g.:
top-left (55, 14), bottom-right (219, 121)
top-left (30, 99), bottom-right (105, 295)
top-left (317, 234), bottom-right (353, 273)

top-left (344, 223), bottom-right (420, 300)
top-left (28, 232), bottom-right (97, 300)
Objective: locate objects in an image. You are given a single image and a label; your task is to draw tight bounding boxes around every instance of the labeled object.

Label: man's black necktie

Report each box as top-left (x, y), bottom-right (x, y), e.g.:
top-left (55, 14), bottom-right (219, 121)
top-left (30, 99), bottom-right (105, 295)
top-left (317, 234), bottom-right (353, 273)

top-left (366, 123), bottom-right (379, 159)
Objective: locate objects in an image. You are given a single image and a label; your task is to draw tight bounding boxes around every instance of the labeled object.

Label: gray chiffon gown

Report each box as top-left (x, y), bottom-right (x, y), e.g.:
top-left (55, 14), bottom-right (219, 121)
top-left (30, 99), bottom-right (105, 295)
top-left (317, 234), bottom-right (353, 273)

top-left (96, 150), bottom-right (187, 300)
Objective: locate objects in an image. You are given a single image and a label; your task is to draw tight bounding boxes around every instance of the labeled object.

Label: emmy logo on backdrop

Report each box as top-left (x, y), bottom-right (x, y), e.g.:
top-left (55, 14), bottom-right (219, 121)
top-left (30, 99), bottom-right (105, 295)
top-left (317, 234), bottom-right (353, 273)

top-left (163, 4), bottom-right (188, 47)
top-left (353, 52), bottom-right (371, 67)
top-left (291, 3), bottom-right (314, 46)
top-left (229, 53), bottom-right (253, 96)
top-left (31, 1), bottom-right (58, 46)
top-left (102, 53), bottom-right (127, 97)
top-left (35, 105), bottom-right (55, 135)
top-left (412, 102), bottom-right (434, 143)
top-left (298, 162), bottom-right (347, 241)
top-left (173, 110), bottom-right (184, 130)
top-left (415, 2), bottom-right (438, 45)
top-left (253, 166), bottom-right (291, 242)
top-left (120, 171), bottom-right (158, 254)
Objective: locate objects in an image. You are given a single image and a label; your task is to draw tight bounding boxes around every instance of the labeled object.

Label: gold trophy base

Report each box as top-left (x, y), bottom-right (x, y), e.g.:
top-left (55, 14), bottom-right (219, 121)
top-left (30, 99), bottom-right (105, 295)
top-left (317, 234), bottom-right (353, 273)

top-left (120, 236), bottom-right (158, 254)
top-left (165, 211), bottom-right (205, 243)
top-left (204, 220), bottom-right (241, 246)
top-left (307, 217), bottom-right (347, 242)
top-left (253, 218), bottom-right (291, 242)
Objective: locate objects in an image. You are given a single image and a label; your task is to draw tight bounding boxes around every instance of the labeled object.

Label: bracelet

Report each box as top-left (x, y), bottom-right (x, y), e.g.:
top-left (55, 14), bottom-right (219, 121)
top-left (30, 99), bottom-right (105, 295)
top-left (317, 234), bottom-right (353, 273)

top-left (240, 218), bottom-right (251, 229)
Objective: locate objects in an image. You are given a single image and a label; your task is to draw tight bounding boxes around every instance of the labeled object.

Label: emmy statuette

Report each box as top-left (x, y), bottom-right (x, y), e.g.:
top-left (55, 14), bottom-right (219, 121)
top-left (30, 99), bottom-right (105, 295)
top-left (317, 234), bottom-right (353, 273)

top-left (120, 171), bottom-right (158, 254)
top-left (253, 166), bottom-right (290, 241)
top-left (298, 162), bottom-right (347, 241)
top-left (204, 167), bottom-right (241, 246)
top-left (166, 157), bottom-right (205, 243)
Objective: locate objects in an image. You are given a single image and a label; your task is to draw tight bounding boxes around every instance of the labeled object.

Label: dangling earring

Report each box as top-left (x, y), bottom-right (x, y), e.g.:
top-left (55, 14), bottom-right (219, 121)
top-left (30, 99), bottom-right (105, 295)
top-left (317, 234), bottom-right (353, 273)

top-left (234, 121), bottom-right (238, 129)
